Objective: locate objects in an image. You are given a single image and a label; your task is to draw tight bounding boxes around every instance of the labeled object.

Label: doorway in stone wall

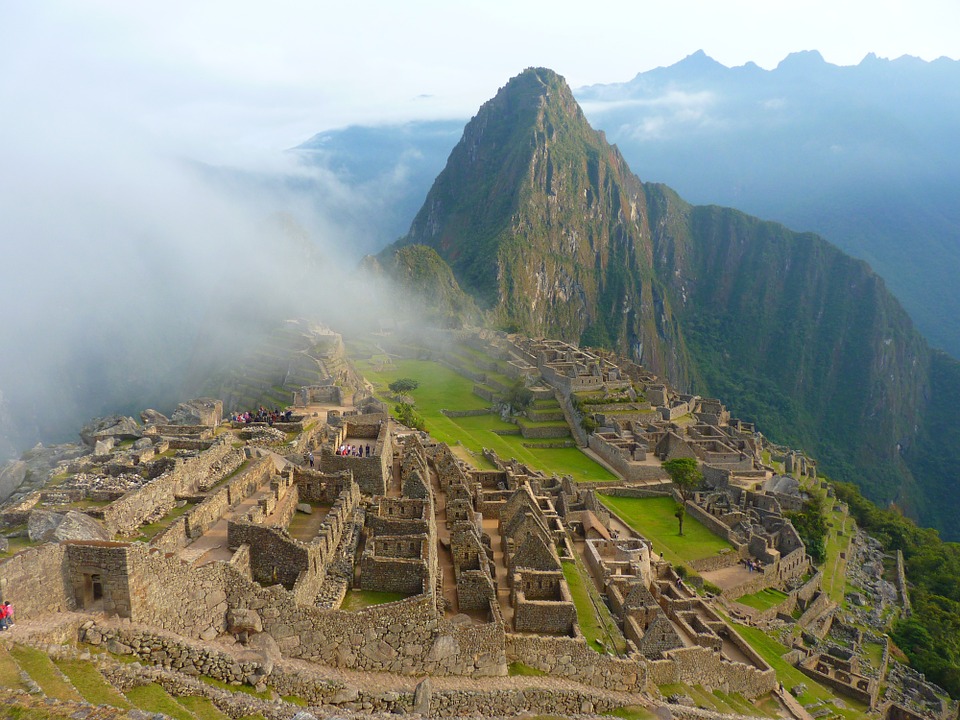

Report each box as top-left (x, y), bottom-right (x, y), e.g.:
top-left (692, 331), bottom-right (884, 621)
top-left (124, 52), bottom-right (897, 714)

top-left (79, 572), bottom-right (104, 611)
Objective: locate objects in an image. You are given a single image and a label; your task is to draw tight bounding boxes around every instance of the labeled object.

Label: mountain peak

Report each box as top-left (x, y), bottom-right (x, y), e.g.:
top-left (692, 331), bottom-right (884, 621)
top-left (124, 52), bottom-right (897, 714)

top-left (775, 49), bottom-right (828, 72)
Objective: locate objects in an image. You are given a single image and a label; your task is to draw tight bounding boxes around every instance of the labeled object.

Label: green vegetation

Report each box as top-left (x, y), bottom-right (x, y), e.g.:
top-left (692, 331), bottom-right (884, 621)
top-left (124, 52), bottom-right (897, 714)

top-left (125, 683), bottom-right (197, 720)
top-left (501, 378), bottom-right (533, 412)
top-left (0, 644), bottom-right (29, 690)
top-left (598, 495), bottom-right (733, 565)
top-left (176, 695), bottom-right (231, 720)
top-left (785, 492), bottom-right (828, 564)
top-left (340, 589), bottom-right (408, 610)
top-left (8, 645), bottom-right (82, 702)
top-left (729, 621), bottom-right (868, 719)
top-left (604, 705), bottom-right (658, 720)
top-left (129, 501), bottom-right (195, 542)
top-left (388, 378), bottom-right (420, 395)
top-left (394, 402), bottom-right (426, 431)
top-left (356, 357), bottom-right (615, 481)
top-left (562, 559), bottom-right (627, 654)
top-left (199, 675), bottom-right (271, 700)
top-left (834, 480), bottom-right (960, 698)
top-left (55, 658), bottom-right (130, 708)
top-left (735, 588), bottom-right (790, 612)
top-left (508, 661), bottom-right (547, 676)
top-left (662, 457), bottom-right (702, 501)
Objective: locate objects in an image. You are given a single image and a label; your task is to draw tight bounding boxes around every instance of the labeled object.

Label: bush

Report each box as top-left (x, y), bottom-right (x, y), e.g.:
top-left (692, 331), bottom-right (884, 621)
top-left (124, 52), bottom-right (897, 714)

top-left (394, 402), bottom-right (425, 431)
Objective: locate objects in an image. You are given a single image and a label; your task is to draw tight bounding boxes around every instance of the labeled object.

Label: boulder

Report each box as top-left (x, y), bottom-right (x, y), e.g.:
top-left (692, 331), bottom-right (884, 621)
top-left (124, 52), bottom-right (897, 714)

top-left (79, 416), bottom-right (141, 446)
top-left (413, 677), bottom-right (431, 716)
top-left (226, 608), bottom-right (263, 634)
top-left (170, 398), bottom-right (222, 427)
top-left (0, 460), bottom-right (27, 503)
top-left (139, 409), bottom-right (169, 426)
top-left (93, 438), bottom-right (115, 455)
top-left (296, 503), bottom-right (312, 514)
top-left (28, 510), bottom-right (111, 543)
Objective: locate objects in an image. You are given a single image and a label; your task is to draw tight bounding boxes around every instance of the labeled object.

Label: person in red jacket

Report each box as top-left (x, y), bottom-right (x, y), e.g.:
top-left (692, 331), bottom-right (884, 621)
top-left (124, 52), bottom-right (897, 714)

top-left (0, 602), bottom-right (8, 630)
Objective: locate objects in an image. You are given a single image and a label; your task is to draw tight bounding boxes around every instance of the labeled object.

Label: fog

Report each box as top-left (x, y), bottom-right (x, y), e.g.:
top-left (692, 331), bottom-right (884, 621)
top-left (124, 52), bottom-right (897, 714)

top-left (0, 81), bottom-right (403, 463)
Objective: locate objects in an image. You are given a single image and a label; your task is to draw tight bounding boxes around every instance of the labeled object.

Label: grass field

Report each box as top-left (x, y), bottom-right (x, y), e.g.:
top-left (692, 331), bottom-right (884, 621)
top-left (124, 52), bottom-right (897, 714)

top-left (340, 589), bottom-right (408, 610)
top-left (355, 357), bottom-right (616, 482)
top-left (562, 559), bottom-right (627, 654)
top-left (598, 495), bottom-right (733, 565)
top-left (735, 588), bottom-right (790, 612)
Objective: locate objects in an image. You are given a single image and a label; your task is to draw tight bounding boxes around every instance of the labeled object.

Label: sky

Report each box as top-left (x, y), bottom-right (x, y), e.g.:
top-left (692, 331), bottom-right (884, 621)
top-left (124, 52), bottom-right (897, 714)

top-left (0, 0), bottom-right (957, 455)
top-left (2, 0), bottom-right (957, 164)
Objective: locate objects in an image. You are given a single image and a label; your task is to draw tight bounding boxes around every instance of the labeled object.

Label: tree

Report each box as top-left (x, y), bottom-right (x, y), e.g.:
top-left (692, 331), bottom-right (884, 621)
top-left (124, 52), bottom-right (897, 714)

top-left (394, 402), bottom-right (425, 431)
top-left (662, 457), bottom-right (703, 501)
top-left (388, 378), bottom-right (420, 396)
top-left (675, 503), bottom-right (686, 536)
top-left (502, 378), bottom-right (533, 413)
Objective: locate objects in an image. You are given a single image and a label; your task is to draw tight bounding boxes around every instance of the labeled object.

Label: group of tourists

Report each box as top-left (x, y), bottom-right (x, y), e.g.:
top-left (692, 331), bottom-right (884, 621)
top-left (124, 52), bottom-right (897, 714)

top-left (230, 407), bottom-right (293, 425)
top-left (743, 558), bottom-right (764, 573)
top-left (0, 601), bottom-right (14, 630)
top-left (337, 444), bottom-right (371, 457)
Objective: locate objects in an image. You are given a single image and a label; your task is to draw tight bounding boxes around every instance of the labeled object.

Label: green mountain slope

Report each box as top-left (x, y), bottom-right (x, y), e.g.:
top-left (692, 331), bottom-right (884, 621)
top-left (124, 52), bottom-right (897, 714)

top-left (390, 67), bottom-right (960, 539)
top-left (392, 67), bottom-right (691, 385)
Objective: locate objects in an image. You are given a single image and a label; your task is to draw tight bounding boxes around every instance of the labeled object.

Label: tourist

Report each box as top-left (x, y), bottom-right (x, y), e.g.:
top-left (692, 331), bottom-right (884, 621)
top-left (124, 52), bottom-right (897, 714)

top-left (365, 444), bottom-right (371, 457)
top-left (308, 452), bottom-right (315, 468)
top-left (0, 602), bottom-right (8, 630)
top-left (3, 602), bottom-right (11, 627)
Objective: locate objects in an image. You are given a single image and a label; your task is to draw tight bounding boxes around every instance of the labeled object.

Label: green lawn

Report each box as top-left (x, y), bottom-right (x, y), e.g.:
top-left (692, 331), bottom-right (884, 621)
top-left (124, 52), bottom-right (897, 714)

top-left (176, 695), bottom-right (231, 720)
top-left (355, 357), bottom-right (616, 482)
top-left (0, 645), bottom-right (29, 690)
top-left (8, 645), bottom-right (83, 702)
top-left (598, 495), bottom-right (733, 565)
top-left (735, 588), bottom-right (790, 612)
top-left (340, 589), bottom-right (408, 610)
top-left (562, 560), bottom-right (627, 654)
top-left (125, 683), bottom-right (197, 720)
top-left (55, 658), bottom-right (131, 708)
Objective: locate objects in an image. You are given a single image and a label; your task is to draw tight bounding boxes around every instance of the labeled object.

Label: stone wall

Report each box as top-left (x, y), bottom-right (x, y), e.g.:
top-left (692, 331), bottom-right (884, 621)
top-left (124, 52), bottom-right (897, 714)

top-left (896, 549), bottom-right (911, 617)
top-left (148, 515), bottom-right (190, 553)
top-left (319, 449), bottom-right (389, 497)
top-left (99, 476), bottom-right (176, 537)
top-left (599, 485), bottom-right (672, 498)
top-left (227, 521), bottom-right (313, 591)
top-left (0, 543), bottom-right (71, 618)
top-left (360, 549), bottom-right (429, 595)
top-left (127, 545), bottom-right (231, 639)
top-left (292, 467), bottom-right (351, 503)
top-left (684, 500), bottom-right (742, 547)
top-left (87, 620), bottom-right (605, 717)
top-left (648, 644), bottom-right (776, 698)
top-left (505, 633), bottom-right (645, 691)
top-left (588, 435), bottom-right (669, 483)
top-left (186, 456), bottom-right (273, 539)
top-left (65, 541), bottom-right (135, 616)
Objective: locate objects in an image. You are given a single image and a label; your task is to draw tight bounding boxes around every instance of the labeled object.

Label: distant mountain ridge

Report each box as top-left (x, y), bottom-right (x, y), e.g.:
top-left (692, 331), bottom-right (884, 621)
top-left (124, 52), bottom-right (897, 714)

top-left (573, 50), bottom-right (960, 357)
top-left (301, 51), bottom-right (960, 356)
top-left (384, 67), bottom-right (960, 541)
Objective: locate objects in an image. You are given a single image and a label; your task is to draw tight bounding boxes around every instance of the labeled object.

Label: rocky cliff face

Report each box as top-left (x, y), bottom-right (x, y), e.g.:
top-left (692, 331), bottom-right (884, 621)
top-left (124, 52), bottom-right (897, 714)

top-left (389, 67), bottom-right (959, 538)
top-left (397, 68), bottom-right (691, 385)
